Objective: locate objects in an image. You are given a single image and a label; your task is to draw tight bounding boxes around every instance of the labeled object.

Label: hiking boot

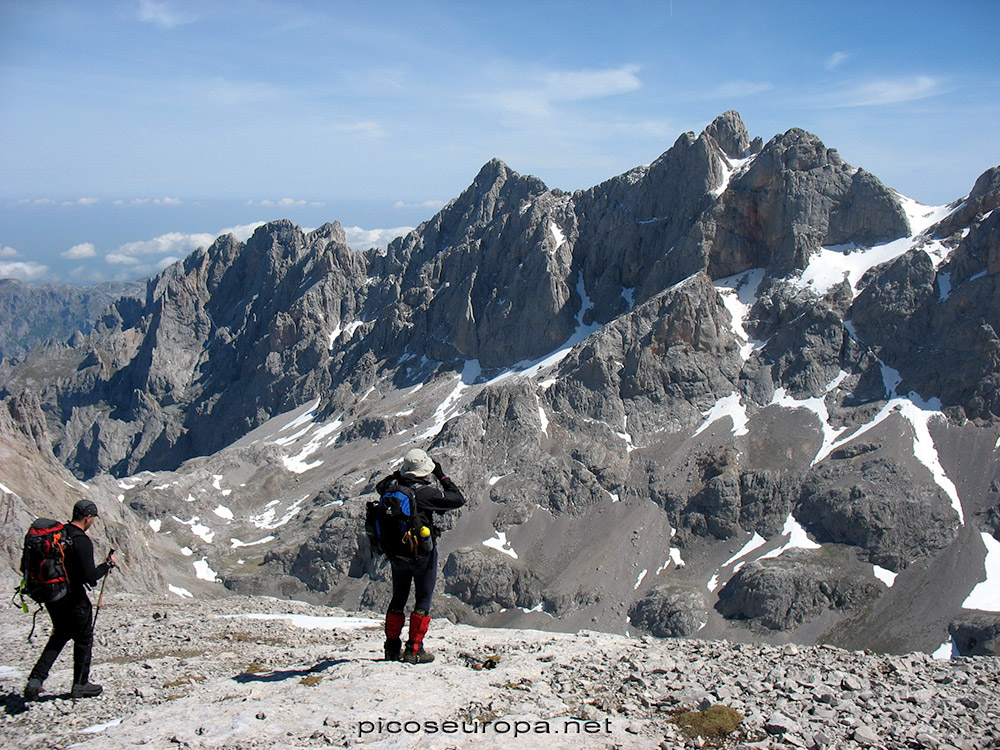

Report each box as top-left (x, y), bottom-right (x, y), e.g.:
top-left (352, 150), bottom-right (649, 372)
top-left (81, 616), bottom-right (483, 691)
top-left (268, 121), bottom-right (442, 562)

top-left (23, 678), bottom-right (42, 701)
top-left (402, 646), bottom-right (435, 664)
top-left (71, 682), bottom-right (103, 699)
top-left (384, 637), bottom-right (402, 661)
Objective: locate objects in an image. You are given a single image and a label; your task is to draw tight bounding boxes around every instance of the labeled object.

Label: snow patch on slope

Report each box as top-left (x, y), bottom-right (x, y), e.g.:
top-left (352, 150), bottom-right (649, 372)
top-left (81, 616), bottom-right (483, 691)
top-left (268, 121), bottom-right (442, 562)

top-left (483, 531), bottom-right (518, 559)
top-left (695, 392), bottom-right (749, 438)
top-left (714, 268), bottom-right (765, 361)
top-left (963, 532), bottom-right (1000, 611)
top-left (770, 371), bottom-right (848, 465)
top-left (708, 519), bottom-right (819, 593)
top-left (794, 196), bottom-right (953, 297)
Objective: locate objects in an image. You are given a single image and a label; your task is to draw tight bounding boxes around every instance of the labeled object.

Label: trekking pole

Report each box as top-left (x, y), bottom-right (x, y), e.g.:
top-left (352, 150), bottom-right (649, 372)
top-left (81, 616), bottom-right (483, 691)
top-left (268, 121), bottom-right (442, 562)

top-left (92, 549), bottom-right (114, 628)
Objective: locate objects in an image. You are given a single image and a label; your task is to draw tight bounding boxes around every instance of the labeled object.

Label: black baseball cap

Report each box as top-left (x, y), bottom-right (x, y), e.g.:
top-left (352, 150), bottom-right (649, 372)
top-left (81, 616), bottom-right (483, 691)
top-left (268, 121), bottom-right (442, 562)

top-left (73, 499), bottom-right (99, 518)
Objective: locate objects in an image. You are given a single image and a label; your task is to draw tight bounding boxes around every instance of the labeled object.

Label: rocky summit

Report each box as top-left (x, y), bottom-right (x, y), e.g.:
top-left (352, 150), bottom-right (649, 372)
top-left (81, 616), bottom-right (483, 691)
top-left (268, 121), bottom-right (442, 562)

top-left (1, 111), bottom-right (999, 665)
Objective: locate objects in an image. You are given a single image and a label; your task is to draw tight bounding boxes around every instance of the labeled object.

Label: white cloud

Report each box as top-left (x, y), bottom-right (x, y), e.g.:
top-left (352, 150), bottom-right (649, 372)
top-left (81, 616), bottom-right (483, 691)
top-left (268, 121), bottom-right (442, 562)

top-left (114, 197), bottom-right (182, 206)
top-left (11, 197), bottom-right (99, 207)
top-left (196, 77), bottom-right (284, 107)
top-left (393, 199), bottom-right (446, 211)
top-left (0, 260), bottom-right (50, 281)
top-left (337, 120), bottom-right (386, 139)
top-left (260, 198), bottom-right (302, 207)
top-left (113, 231), bottom-right (216, 258)
top-left (825, 51), bottom-right (852, 71)
top-left (151, 256), bottom-right (183, 272)
top-left (1, 245), bottom-right (18, 257)
top-left (105, 253), bottom-right (141, 265)
top-left (481, 64), bottom-right (643, 118)
top-left (102, 256), bottom-right (182, 281)
top-left (137, 0), bottom-right (196, 29)
top-left (825, 76), bottom-right (946, 107)
top-left (63, 242), bottom-right (97, 259)
top-left (542, 66), bottom-right (642, 101)
top-left (102, 222), bottom-right (267, 271)
top-left (246, 199), bottom-right (325, 208)
top-left (11, 198), bottom-right (54, 207)
top-left (343, 226), bottom-right (413, 250)
top-left (218, 221), bottom-right (268, 241)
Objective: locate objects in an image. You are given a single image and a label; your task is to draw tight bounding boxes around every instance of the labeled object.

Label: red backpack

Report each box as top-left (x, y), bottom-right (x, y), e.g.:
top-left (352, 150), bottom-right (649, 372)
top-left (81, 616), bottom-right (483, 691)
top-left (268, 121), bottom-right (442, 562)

top-left (18, 518), bottom-right (73, 604)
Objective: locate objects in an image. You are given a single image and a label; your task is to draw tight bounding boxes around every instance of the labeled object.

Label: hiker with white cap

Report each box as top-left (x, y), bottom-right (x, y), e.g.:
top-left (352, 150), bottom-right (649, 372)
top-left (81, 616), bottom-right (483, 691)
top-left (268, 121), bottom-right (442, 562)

top-left (373, 448), bottom-right (465, 664)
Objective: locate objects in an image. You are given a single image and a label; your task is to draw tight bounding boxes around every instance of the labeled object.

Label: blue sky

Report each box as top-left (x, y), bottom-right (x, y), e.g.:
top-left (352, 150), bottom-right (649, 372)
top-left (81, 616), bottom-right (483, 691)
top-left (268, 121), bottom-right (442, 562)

top-left (1, 0), bottom-right (998, 284)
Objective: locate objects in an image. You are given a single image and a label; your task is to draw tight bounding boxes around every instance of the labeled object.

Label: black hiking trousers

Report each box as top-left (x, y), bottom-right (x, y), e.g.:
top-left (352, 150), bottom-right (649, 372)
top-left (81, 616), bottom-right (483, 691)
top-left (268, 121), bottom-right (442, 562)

top-left (389, 548), bottom-right (438, 613)
top-left (29, 594), bottom-right (94, 687)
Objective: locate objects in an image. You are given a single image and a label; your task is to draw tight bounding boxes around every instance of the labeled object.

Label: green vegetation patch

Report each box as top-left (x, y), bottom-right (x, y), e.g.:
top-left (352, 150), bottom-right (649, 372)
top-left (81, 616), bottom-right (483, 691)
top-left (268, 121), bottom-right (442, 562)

top-left (670, 704), bottom-right (744, 740)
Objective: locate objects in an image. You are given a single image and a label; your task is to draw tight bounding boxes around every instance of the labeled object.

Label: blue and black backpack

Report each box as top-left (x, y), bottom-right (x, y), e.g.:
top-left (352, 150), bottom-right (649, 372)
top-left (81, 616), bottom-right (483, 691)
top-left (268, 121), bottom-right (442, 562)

top-left (365, 483), bottom-right (432, 562)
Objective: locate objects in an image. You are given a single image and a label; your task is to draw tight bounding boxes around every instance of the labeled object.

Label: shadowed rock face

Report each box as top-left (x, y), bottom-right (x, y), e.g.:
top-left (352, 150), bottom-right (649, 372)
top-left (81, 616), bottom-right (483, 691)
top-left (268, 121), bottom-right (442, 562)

top-left (949, 614), bottom-right (1000, 656)
top-left (796, 451), bottom-right (961, 571)
top-left (629, 585), bottom-right (706, 637)
top-left (715, 548), bottom-right (884, 631)
top-left (2, 112), bottom-right (999, 654)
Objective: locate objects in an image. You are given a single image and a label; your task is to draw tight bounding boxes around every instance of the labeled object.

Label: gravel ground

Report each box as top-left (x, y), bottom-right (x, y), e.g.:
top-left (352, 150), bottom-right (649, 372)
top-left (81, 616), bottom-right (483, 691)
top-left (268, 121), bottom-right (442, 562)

top-left (2, 593), bottom-right (999, 749)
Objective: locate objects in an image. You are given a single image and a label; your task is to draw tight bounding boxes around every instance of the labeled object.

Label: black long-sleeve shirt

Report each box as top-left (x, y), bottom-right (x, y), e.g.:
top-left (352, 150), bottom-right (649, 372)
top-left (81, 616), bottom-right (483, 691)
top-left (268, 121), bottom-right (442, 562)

top-left (375, 471), bottom-right (465, 536)
top-left (63, 523), bottom-right (110, 598)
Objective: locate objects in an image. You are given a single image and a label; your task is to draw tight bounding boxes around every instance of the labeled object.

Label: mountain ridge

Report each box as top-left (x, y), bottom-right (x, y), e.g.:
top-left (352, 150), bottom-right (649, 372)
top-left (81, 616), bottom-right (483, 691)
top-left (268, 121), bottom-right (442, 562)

top-left (1, 111), bottom-right (999, 655)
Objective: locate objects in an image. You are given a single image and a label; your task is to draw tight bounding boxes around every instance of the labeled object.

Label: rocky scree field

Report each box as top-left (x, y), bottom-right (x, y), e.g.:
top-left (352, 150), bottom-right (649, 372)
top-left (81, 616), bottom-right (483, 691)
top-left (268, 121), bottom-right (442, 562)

top-left (1, 594), bottom-right (998, 749)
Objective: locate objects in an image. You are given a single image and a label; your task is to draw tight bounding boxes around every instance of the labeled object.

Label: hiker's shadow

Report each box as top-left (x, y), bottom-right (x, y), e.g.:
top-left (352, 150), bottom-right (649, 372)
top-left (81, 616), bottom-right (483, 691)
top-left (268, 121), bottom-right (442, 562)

top-left (233, 659), bottom-right (349, 684)
top-left (2, 690), bottom-right (69, 716)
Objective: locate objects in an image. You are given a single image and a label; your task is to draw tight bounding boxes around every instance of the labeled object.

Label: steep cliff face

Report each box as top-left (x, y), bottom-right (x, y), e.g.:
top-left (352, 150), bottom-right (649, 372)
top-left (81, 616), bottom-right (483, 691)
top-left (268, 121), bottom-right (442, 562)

top-left (2, 112), bottom-right (998, 654)
top-left (6, 221), bottom-right (368, 477)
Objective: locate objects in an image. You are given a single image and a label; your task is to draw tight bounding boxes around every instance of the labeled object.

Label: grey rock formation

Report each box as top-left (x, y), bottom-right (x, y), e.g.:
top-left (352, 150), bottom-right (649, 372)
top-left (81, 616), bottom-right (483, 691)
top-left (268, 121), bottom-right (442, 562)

top-left (843, 164), bottom-right (1000, 420)
top-left (948, 614), bottom-right (1000, 656)
top-left (442, 547), bottom-right (542, 614)
top-left (797, 448), bottom-right (960, 571)
top-left (628, 585), bottom-right (705, 637)
top-left (1, 112), bottom-right (997, 657)
top-left (932, 165), bottom-right (1000, 239)
top-left (5, 221), bottom-right (368, 478)
top-left (716, 547), bottom-right (884, 630)
top-left (549, 272), bottom-right (743, 437)
top-left (703, 128), bottom-right (910, 280)
top-left (0, 391), bottom-right (166, 596)
top-left (281, 496), bottom-right (365, 592)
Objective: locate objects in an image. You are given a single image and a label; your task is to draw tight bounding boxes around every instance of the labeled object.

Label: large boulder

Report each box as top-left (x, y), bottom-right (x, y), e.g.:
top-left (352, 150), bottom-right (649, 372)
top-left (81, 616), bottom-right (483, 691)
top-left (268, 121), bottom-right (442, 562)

top-left (796, 447), bottom-right (960, 571)
top-left (715, 547), bottom-right (884, 630)
top-left (442, 547), bottom-right (542, 614)
top-left (629, 585), bottom-right (706, 637)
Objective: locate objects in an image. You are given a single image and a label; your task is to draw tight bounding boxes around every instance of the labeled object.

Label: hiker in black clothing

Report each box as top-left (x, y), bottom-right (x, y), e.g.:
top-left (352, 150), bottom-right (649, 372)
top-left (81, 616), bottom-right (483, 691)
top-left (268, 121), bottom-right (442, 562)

top-left (375, 448), bottom-right (465, 664)
top-left (24, 499), bottom-right (118, 700)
